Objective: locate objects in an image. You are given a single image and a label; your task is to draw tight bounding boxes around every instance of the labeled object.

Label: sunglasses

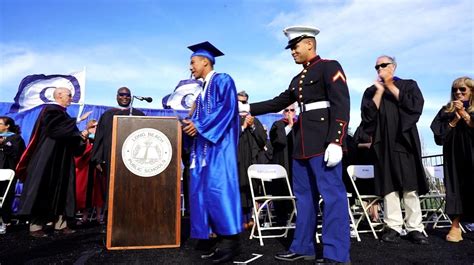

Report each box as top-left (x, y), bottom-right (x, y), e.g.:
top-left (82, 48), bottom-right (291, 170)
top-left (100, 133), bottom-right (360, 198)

top-left (284, 109), bottom-right (295, 112)
top-left (239, 100), bottom-right (248, 104)
top-left (374, 63), bottom-right (392, 70)
top-left (118, 93), bottom-right (131, 97)
top-left (452, 87), bottom-right (467, 93)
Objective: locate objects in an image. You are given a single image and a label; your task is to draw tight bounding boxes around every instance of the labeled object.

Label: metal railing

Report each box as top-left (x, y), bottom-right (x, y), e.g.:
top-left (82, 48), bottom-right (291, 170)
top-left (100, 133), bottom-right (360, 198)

top-left (422, 154), bottom-right (443, 167)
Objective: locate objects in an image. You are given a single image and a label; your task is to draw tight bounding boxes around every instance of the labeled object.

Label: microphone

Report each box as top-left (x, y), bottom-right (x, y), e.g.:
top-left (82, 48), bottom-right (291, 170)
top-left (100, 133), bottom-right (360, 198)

top-left (134, 96), bottom-right (153, 103)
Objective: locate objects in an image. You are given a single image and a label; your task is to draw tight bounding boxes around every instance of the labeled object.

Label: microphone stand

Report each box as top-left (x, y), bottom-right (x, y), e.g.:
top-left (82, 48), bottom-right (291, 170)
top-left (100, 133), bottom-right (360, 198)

top-left (129, 96), bottom-right (135, 116)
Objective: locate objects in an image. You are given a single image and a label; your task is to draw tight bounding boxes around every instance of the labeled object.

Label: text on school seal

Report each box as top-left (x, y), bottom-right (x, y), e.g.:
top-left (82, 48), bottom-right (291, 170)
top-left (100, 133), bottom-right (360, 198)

top-left (121, 128), bottom-right (173, 177)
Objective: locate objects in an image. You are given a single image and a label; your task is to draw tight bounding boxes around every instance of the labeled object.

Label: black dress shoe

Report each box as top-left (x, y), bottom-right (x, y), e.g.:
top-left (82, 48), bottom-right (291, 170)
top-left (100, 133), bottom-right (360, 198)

top-left (30, 230), bottom-right (48, 238)
top-left (315, 258), bottom-right (351, 265)
top-left (407, 231), bottom-right (429, 245)
top-left (195, 238), bottom-right (218, 252)
top-left (201, 248), bottom-right (217, 259)
top-left (381, 228), bottom-right (400, 243)
top-left (211, 247), bottom-right (241, 264)
top-left (54, 227), bottom-right (76, 235)
top-left (274, 251), bottom-right (315, 261)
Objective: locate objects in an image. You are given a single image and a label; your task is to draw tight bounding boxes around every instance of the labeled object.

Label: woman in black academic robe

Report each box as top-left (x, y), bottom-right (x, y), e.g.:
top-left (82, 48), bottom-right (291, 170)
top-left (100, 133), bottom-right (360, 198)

top-left (431, 76), bottom-right (474, 242)
top-left (0, 116), bottom-right (26, 225)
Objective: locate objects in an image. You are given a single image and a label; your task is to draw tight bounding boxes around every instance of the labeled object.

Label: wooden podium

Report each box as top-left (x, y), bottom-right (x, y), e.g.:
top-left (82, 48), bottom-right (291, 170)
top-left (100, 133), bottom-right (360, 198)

top-left (106, 116), bottom-right (181, 250)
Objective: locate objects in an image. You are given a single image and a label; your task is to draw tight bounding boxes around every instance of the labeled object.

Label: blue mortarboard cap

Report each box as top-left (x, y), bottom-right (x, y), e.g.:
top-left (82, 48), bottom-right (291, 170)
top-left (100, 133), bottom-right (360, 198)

top-left (188, 41), bottom-right (224, 65)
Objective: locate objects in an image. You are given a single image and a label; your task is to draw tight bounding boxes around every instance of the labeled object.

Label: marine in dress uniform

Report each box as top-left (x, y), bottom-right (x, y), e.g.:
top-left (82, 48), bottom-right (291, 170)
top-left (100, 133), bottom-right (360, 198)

top-left (240, 26), bottom-right (351, 263)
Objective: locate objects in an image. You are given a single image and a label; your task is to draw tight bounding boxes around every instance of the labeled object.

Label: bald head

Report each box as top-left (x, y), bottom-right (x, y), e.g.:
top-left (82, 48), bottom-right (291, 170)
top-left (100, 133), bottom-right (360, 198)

top-left (53, 87), bottom-right (72, 107)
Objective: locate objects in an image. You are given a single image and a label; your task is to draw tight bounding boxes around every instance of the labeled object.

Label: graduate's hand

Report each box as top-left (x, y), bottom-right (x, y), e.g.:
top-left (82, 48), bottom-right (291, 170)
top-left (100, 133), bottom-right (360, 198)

top-left (324, 143), bottom-right (343, 167)
top-left (96, 163), bottom-right (103, 172)
top-left (182, 119), bottom-right (197, 137)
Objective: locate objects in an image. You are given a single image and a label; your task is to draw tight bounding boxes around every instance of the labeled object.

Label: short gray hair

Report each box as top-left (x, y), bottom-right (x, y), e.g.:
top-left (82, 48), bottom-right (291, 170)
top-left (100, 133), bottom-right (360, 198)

top-left (237, 90), bottom-right (249, 99)
top-left (378, 55), bottom-right (397, 68)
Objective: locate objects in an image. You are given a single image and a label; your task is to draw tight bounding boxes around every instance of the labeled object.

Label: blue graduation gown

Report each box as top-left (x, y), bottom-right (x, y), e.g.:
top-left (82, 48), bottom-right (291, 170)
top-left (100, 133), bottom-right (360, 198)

top-left (189, 72), bottom-right (243, 238)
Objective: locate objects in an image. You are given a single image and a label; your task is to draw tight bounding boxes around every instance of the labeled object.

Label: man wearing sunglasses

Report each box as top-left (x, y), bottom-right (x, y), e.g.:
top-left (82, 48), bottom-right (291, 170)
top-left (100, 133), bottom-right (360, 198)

top-left (359, 55), bottom-right (429, 245)
top-left (91, 87), bottom-right (145, 215)
top-left (239, 26), bottom-right (350, 264)
top-left (268, 103), bottom-right (297, 226)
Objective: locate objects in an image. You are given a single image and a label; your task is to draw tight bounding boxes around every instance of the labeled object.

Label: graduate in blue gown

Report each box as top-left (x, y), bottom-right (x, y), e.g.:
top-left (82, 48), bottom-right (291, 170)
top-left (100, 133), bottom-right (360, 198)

top-left (182, 41), bottom-right (242, 264)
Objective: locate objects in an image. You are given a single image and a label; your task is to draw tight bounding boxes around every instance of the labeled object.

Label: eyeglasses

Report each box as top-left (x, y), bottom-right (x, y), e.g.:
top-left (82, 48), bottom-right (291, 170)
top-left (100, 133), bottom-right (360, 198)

top-left (65, 93), bottom-right (72, 98)
top-left (452, 87), bottom-right (467, 93)
top-left (374, 63), bottom-right (392, 70)
top-left (284, 109), bottom-right (295, 112)
top-left (239, 100), bottom-right (248, 104)
top-left (118, 93), bottom-right (131, 97)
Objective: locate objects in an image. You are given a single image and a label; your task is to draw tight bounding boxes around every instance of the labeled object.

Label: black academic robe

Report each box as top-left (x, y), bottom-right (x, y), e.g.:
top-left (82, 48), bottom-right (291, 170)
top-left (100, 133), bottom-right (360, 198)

top-left (17, 104), bottom-right (85, 218)
top-left (90, 107), bottom-right (145, 207)
top-left (237, 116), bottom-right (267, 213)
top-left (268, 119), bottom-right (295, 221)
top-left (0, 133), bottom-right (25, 223)
top-left (431, 107), bottom-right (474, 220)
top-left (0, 134), bottom-right (26, 170)
top-left (90, 108), bottom-right (145, 176)
top-left (269, 119), bottom-right (294, 179)
top-left (360, 79), bottom-right (428, 196)
top-left (256, 138), bottom-right (273, 164)
top-left (344, 125), bottom-right (377, 195)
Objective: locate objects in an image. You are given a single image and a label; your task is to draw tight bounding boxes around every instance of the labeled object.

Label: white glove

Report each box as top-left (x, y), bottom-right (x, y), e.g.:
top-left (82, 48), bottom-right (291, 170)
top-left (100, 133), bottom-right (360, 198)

top-left (238, 101), bottom-right (250, 114)
top-left (324, 143), bottom-right (343, 167)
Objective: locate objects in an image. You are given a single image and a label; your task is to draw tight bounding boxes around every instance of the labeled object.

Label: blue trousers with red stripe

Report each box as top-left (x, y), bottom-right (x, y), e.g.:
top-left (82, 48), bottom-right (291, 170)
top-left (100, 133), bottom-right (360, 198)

top-left (289, 155), bottom-right (350, 262)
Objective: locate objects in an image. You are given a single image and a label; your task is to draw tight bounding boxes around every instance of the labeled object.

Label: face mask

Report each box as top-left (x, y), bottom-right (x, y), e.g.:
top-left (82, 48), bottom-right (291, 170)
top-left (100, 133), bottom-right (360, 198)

top-left (88, 133), bottom-right (95, 139)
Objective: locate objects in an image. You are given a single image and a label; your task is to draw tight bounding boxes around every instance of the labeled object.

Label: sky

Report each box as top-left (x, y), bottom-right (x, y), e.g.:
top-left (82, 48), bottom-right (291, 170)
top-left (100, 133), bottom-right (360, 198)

top-left (0, 0), bottom-right (473, 155)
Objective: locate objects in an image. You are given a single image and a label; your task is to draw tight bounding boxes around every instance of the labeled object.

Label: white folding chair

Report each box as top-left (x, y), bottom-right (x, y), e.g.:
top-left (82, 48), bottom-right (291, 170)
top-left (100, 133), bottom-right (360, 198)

top-left (420, 166), bottom-right (465, 233)
top-left (346, 165), bottom-right (384, 239)
top-left (247, 164), bottom-right (296, 246)
top-left (0, 168), bottom-right (16, 228)
top-left (0, 169), bottom-right (15, 209)
top-left (315, 194), bottom-right (361, 243)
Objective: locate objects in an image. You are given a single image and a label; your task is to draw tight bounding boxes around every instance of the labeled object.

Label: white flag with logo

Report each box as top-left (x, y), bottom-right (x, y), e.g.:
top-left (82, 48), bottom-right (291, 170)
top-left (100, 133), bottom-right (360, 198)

top-left (10, 70), bottom-right (86, 113)
top-left (162, 79), bottom-right (203, 110)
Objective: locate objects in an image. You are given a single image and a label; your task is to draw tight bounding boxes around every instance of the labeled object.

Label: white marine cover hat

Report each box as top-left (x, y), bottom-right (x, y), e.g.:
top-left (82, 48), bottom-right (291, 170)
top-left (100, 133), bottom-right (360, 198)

top-left (283, 26), bottom-right (320, 49)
